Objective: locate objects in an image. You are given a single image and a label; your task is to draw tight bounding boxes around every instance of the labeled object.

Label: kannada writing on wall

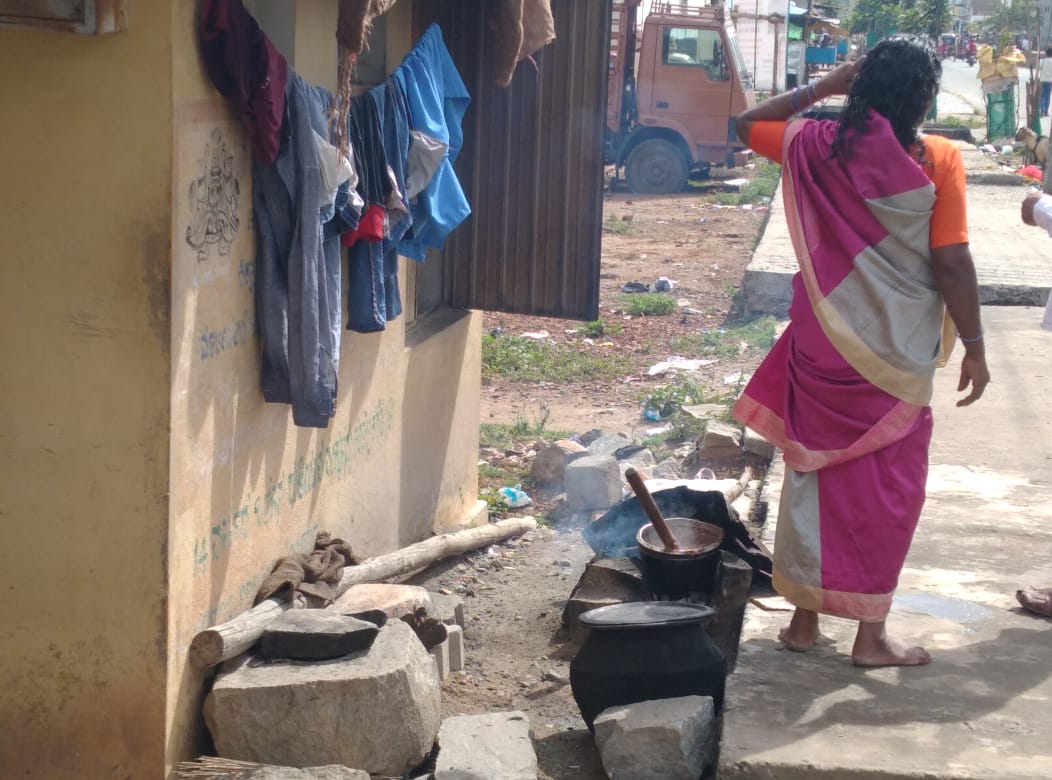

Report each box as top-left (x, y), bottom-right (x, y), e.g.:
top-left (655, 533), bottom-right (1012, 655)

top-left (192, 397), bottom-right (395, 576)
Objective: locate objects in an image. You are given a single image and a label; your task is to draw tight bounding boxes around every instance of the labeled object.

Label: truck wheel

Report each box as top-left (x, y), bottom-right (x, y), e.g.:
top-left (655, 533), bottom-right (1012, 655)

top-left (625, 139), bottom-right (689, 194)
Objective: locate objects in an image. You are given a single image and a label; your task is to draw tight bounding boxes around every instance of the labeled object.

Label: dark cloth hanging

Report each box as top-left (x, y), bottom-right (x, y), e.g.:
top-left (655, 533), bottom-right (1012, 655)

top-left (199, 0), bottom-right (289, 165)
top-left (254, 73), bottom-right (343, 428)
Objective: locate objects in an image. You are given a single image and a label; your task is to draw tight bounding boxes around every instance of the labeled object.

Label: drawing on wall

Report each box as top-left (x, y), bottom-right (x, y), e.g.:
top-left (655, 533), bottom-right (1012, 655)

top-left (186, 128), bottom-right (240, 261)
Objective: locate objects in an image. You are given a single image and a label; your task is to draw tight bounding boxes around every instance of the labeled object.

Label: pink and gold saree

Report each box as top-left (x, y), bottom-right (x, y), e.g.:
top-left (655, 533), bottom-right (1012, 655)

top-left (734, 114), bottom-right (954, 622)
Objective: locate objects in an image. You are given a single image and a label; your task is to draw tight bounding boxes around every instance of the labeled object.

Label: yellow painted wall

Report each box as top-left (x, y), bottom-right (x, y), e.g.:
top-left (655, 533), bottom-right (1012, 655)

top-left (0, 5), bottom-right (174, 779)
top-left (165, 0), bottom-right (482, 768)
top-left (0, 1), bottom-right (482, 772)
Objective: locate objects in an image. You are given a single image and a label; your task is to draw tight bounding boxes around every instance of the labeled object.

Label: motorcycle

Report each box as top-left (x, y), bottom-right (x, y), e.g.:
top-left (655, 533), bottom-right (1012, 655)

top-left (966, 55), bottom-right (977, 67)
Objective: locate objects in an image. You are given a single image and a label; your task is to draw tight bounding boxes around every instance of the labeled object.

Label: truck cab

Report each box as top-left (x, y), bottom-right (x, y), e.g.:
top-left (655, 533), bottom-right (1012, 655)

top-left (607, 1), bottom-right (754, 194)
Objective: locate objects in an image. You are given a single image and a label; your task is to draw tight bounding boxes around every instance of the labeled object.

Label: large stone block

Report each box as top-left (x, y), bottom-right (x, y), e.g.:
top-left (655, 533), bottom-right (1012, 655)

top-left (701, 420), bottom-right (743, 453)
top-left (530, 440), bottom-right (587, 485)
top-left (565, 455), bottom-right (623, 511)
top-left (593, 696), bottom-right (716, 780)
top-left (205, 621), bottom-right (441, 777)
top-left (435, 711), bottom-right (537, 779)
top-left (586, 431), bottom-right (632, 458)
top-left (260, 611), bottom-right (379, 661)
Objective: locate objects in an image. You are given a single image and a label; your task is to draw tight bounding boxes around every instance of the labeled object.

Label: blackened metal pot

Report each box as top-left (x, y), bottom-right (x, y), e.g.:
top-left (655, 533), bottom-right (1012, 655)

top-left (569, 601), bottom-right (727, 730)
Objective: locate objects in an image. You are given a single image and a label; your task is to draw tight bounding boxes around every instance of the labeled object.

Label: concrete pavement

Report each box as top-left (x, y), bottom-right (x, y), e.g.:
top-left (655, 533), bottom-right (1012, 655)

top-left (742, 144), bottom-right (1052, 315)
top-left (719, 306), bottom-right (1052, 779)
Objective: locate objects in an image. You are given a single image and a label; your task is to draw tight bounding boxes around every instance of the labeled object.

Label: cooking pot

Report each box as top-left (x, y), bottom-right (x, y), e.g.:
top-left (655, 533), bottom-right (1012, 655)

top-left (569, 601), bottom-right (727, 730)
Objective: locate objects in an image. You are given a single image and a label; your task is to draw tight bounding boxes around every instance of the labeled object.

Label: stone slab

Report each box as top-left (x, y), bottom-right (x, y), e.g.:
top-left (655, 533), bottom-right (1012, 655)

top-left (530, 440), bottom-right (587, 485)
top-left (594, 696), bottom-right (716, 780)
top-left (206, 621), bottom-right (440, 777)
top-left (327, 583), bottom-right (436, 621)
top-left (435, 711), bottom-right (537, 779)
top-left (720, 307), bottom-right (1052, 780)
top-left (259, 611), bottom-right (379, 661)
top-left (586, 431), bottom-right (632, 458)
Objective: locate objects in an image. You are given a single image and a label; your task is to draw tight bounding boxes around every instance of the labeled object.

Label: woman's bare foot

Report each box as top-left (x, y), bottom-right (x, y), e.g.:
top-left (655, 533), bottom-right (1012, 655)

top-left (1016, 587), bottom-right (1052, 617)
top-left (778, 608), bottom-right (819, 652)
top-left (851, 621), bottom-right (931, 667)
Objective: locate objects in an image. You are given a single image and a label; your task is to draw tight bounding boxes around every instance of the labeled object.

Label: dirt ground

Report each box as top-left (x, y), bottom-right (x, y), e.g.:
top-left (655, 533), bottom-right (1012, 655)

top-left (411, 169), bottom-right (777, 779)
top-left (481, 172), bottom-right (774, 440)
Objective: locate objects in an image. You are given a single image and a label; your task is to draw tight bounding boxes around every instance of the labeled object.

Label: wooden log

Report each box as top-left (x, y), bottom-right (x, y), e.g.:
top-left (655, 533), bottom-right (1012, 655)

top-left (188, 593), bottom-right (305, 669)
top-left (722, 465), bottom-right (754, 504)
top-left (189, 516), bottom-right (538, 668)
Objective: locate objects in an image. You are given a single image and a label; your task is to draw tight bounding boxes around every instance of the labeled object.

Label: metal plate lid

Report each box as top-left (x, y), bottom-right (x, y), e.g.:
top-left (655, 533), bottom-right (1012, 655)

top-left (578, 601), bottom-right (715, 630)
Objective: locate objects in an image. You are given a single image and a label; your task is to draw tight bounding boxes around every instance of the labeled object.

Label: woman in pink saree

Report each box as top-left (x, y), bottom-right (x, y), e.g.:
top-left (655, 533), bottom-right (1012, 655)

top-left (734, 38), bottom-right (990, 666)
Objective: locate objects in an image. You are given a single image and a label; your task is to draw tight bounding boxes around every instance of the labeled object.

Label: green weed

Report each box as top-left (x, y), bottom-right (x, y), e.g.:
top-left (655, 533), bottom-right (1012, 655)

top-left (482, 335), bottom-right (631, 383)
top-left (603, 215), bottom-right (634, 235)
top-left (671, 316), bottom-right (777, 358)
top-left (617, 293), bottom-right (678, 316)
top-left (638, 376), bottom-right (710, 419)
top-left (576, 318), bottom-right (624, 338)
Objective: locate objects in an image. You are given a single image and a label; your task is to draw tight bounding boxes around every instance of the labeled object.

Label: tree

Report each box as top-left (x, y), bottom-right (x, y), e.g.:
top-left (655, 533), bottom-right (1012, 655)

top-left (848, 0), bottom-right (901, 36)
top-left (920, 0), bottom-right (951, 38)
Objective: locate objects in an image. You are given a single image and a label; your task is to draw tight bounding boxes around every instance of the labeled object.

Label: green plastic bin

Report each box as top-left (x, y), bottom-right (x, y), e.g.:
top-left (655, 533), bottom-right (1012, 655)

top-left (986, 89), bottom-right (1016, 139)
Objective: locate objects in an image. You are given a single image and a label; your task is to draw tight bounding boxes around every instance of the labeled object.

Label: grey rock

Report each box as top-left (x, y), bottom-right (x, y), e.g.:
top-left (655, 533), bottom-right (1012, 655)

top-left (435, 711), bottom-right (537, 779)
top-left (563, 558), bottom-right (644, 643)
top-left (260, 611), bottom-right (379, 661)
top-left (565, 455), bottom-right (624, 511)
top-left (530, 440), bottom-right (588, 485)
top-left (617, 448), bottom-right (657, 475)
top-left (430, 592), bottom-right (465, 628)
top-left (652, 459), bottom-right (684, 480)
top-left (701, 420), bottom-right (742, 453)
top-left (593, 696), bottom-right (717, 780)
top-left (586, 432), bottom-right (632, 458)
top-left (681, 403), bottom-right (730, 421)
top-left (205, 622), bottom-right (440, 777)
top-left (244, 767), bottom-right (369, 780)
top-left (742, 427), bottom-right (776, 460)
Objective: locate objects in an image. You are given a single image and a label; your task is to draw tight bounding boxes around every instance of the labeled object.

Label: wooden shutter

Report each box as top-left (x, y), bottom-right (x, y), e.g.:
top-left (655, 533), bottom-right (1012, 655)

top-left (415, 0), bottom-right (609, 321)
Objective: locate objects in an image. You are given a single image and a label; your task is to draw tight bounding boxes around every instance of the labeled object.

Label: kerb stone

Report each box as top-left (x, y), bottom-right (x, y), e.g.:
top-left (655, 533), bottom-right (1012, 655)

top-left (205, 621), bottom-right (440, 777)
top-left (565, 455), bottom-right (623, 512)
top-left (435, 711), bottom-right (537, 779)
top-left (446, 624), bottom-right (465, 672)
top-left (593, 696), bottom-right (716, 780)
top-left (429, 592), bottom-right (465, 628)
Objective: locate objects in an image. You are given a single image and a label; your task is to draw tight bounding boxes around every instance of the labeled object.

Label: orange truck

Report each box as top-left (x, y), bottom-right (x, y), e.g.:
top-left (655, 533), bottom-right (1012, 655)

top-left (607, 1), bottom-right (755, 193)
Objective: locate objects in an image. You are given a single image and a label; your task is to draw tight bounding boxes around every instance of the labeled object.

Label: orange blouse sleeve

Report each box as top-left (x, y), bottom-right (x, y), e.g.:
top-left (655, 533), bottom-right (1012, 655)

top-left (925, 136), bottom-right (969, 249)
top-left (746, 120), bottom-right (789, 164)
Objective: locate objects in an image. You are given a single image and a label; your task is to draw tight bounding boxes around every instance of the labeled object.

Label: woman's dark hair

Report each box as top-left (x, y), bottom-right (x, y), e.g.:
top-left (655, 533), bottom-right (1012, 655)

top-left (1045, 45), bottom-right (1052, 57)
top-left (833, 36), bottom-right (941, 160)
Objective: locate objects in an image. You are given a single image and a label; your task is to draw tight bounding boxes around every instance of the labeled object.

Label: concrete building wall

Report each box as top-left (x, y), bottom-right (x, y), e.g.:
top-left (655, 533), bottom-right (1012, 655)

top-left (164, 0), bottom-right (483, 768)
top-left (735, 0), bottom-right (791, 94)
top-left (1, 1), bottom-right (482, 775)
top-left (0, 5), bottom-right (175, 778)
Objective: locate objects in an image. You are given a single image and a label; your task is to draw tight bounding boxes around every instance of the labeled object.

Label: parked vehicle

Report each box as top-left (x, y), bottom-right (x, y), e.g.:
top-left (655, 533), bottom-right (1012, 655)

top-left (606, 0), bottom-right (754, 194)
